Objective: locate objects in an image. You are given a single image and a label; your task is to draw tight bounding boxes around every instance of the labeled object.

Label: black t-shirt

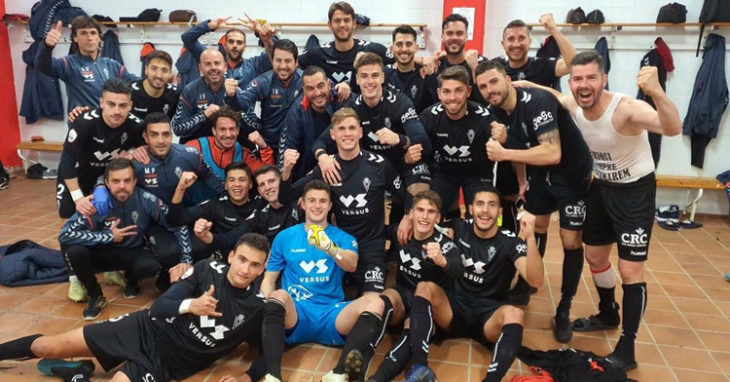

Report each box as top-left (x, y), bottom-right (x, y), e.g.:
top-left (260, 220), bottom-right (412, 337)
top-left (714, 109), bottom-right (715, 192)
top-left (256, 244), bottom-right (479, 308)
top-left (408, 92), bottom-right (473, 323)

top-left (295, 150), bottom-right (410, 253)
top-left (298, 38), bottom-right (395, 93)
top-left (492, 56), bottom-right (558, 87)
top-left (245, 199), bottom-right (303, 243)
top-left (61, 108), bottom-right (144, 184)
top-left (148, 259), bottom-right (265, 380)
top-left (389, 228), bottom-right (463, 292)
top-left (451, 219), bottom-right (527, 301)
top-left (422, 55), bottom-right (489, 107)
top-left (384, 64), bottom-right (429, 112)
top-left (419, 100), bottom-right (495, 177)
top-left (131, 80), bottom-right (181, 120)
top-left (489, 88), bottom-right (592, 177)
top-left (169, 195), bottom-right (258, 234)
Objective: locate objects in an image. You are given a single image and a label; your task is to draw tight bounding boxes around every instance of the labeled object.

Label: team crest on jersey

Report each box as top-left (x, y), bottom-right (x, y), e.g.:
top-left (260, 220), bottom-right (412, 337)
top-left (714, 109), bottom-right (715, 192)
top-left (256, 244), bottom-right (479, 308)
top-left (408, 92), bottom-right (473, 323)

top-left (67, 129), bottom-right (78, 143)
top-left (487, 246), bottom-right (496, 262)
top-left (292, 208), bottom-right (299, 221)
top-left (80, 66), bottom-right (94, 82)
top-left (517, 72), bottom-right (527, 80)
top-left (362, 177), bottom-right (371, 192)
top-left (163, 104), bottom-right (170, 115)
top-left (121, 132), bottom-right (128, 146)
top-left (384, 117), bottom-right (391, 128)
top-left (185, 146), bottom-right (199, 154)
top-left (467, 129), bottom-right (475, 144)
top-left (175, 167), bottom-right (183, 178)
top-left (410, 85), bottom-right (418, 98)
top-left (131, 211), bottom-right (139, 224)
top-left (232, 314), bottom-right (246, 329)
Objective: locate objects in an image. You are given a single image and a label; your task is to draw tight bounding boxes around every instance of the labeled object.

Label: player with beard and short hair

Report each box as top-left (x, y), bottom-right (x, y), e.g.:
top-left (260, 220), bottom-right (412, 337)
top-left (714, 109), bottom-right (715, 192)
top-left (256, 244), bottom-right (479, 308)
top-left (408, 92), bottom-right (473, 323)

top-left (493, 15), bottom-right (577, 88)
top-left (131, 50), bottom-right (180, 120)
top-left (0, 232), bottom-right (270, 382)
top-left (385, 25), bottom-right (430, 112)
top-left (478, 59), bottom-right (592, 343)
top-left (515, 50), bottom-right (682, 371)
top-left (402, 185), bottom-right (542, 382)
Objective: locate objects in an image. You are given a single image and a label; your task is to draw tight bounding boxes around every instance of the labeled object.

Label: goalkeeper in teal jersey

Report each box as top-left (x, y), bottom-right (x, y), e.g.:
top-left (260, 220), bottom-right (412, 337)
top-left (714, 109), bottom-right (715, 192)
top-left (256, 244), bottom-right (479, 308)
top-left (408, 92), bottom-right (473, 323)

top-left (259, 179), bottom-right (387, 382)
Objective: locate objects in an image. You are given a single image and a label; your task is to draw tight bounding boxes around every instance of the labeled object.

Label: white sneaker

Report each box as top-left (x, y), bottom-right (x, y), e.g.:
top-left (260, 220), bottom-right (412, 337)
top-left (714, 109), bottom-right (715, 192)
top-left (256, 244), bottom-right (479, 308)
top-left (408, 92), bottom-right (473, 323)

top-left (321, 370), bottom-right (347, 382)
top-left (104, 271), bottom-right (127, 288)
top-left (263, 374), bottom-right (282, 382)
top-left (68, 277), bottom-right (88, 302)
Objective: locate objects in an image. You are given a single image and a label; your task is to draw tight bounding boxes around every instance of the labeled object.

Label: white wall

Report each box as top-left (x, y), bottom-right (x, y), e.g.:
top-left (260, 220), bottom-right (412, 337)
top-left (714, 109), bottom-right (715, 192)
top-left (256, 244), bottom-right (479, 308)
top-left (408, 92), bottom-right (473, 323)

top-left (6, 0), bottom-right (729, 214)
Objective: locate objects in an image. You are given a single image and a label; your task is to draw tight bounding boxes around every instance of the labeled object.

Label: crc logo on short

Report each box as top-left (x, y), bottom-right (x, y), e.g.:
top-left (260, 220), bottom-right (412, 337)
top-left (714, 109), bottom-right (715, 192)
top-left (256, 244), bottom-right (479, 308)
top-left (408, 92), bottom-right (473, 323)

top-left (620, 227), bottom-right (648, 248)
top-left (564, 200), bottom-right (586, 217)
top-left (365, 266), bottom-right (384, 283)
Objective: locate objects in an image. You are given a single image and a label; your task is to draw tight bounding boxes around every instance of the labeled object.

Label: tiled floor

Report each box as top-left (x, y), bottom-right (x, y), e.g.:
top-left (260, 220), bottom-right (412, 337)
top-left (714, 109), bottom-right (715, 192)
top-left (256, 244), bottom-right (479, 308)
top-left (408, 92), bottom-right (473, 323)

top-left (1, 175), bottom-right (729, 381)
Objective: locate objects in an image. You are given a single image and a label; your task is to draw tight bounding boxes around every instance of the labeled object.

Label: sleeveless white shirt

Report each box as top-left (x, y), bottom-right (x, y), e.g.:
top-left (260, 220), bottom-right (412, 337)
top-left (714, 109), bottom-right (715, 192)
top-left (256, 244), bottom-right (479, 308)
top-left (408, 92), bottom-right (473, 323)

top-left (574, 92), bottom-right (655, 184)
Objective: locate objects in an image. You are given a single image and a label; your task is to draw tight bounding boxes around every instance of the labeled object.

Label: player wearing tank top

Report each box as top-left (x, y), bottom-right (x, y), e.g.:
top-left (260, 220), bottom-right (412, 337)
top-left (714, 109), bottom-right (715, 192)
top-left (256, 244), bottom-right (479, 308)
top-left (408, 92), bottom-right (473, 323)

top-left (517, 51), bottom-right (682, 372)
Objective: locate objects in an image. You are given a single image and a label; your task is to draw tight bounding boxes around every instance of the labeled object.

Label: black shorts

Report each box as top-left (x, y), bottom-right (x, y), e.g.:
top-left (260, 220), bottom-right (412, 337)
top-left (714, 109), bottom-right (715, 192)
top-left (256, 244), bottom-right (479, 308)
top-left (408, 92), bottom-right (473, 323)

top-left (56, 179), bottom-right (95, 219)
top-left (84, 311), bottom-right (170, 382)
top-left (446, 291), bottom-right (502, 343)
top-left (525, 170), bottom-right (590, 230)
top-left (397, 161), bottom-right (432, 189)
top-left (346, 249), bottom-right (386, 293)
top-left (495, 161), bottom-right (519, 196)
top-left (430, 171), bottom-right (492, 214)
top-left (582, 173), bottom-right (656, 262)
top-left (394, 285), bottom-right (416, 314)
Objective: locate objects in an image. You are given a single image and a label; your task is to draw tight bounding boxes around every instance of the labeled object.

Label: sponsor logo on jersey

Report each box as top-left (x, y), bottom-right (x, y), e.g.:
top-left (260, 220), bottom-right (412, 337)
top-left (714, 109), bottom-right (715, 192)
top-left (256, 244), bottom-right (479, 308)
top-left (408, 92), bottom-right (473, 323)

top-left (340, 193), bottom-right (368, 208)
top-left (401, 107), bottom-right (417, 123)
top-left (332, 71), bottom-right (352, 83)
top-left (92, 148), bottom-right (123, 164)
top-left (80, 66), bottom-right (95, 82)
top-left (198, 315), bottom-right (230, 343)
top-left (300, 259), bottom-right (328, 274)
top-left (144, 167), bottom-right (158, 186)
top-left (532, 110), bottom-right (554, 131)
top-left (288, 284), bottom-right (314, 301)
top-left (461, 254), bottom-right (486, 274)
top-left (516, 243), bottom-right (527, 254)
top-left (443, 145), bottom-right (471, 158)
top-left (399, 249), bottom-right (422, 271)
top-left (393, 176), bottom-right (402, 190)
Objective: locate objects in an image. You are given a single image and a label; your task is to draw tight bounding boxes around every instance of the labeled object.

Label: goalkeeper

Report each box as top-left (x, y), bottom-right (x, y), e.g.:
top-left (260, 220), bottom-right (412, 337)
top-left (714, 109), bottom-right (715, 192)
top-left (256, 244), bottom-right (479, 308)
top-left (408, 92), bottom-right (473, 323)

top-left (259, 179), bottom-right (387, 382)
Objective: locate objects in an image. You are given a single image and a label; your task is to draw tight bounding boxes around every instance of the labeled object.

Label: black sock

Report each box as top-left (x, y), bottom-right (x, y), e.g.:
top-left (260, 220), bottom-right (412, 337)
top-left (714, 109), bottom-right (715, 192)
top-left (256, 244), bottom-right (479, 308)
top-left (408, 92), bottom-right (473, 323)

top-left (334, 311), bottom-right (382, 374)
top-left (409, 296), bottom-right (434, 366)
top-left (0, 334), bottom-right (42, 360)
top-left (484, 324), bottom-right (523, 382)
top-left (371, 329), bottom-right (412, 382)
top-left (262, 299), bottom-right (286, 379)
top-left (535, 233), bottom-right (547, 257)
top-left (245, 357), bottom-right (267, 381)
top-left (361, 296), bottom-right (394, 365)
top-left (614, 283), bottom-right (647, 363)
top-left (559, 247), bottom-right (584, 311)
top-left (597, 286), bottom-right (616, 306)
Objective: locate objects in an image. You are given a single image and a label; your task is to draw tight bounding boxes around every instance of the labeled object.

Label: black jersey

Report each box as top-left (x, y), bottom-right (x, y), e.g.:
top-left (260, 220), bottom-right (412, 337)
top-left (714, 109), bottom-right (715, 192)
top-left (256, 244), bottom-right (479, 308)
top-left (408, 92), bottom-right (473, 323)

top-left (490, 88), bottom-right (592, 177)
top-left (168, 195), bottom-right (258, 234)
top-left (389, 227), bottom-right (463, 292)
top-left (384, 64), bottom-right (429, 112)
top-left (60, 108), bottom-right (143, 185)
top-left (298, 39), bottom-right (394, 93)
top-left (312, 89), bottom-right (429, 170)
top-left (130, 80), bottom-right (181, 120)
top-left (245, 199), bottom-right (303, 242)
top-left (493, 56), bottom-right (558, 87)
top-left (420, 101), bottom-right (495, 177)
top-left (295, 150), bottom-right (410, 253)
top-left (148, 259), bottom-right (265, 380)
top-left (451, 219), bottom-right (527, 301)
top-left (422, 55), bottom-right (489, 107)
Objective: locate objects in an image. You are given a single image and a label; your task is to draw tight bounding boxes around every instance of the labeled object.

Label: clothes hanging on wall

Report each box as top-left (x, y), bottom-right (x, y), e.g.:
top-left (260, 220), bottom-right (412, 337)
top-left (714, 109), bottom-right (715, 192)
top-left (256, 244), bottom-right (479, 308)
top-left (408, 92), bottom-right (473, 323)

top-left (682, 33), bottom-right (728, 168)
top-left (594, 37), bottom-right (610, 90)
top-left (101, 30), bottom-right (124, 65)
top-left (535, 35), bottom-right (562, 91)
top-left (637, 37), bottom-right (674, 168)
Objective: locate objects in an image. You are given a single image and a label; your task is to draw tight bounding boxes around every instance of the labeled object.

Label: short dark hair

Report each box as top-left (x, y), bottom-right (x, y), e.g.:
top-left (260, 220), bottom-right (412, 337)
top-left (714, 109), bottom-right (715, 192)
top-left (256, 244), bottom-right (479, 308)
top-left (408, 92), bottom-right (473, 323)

top-left (101, 78), bottom-right (133, 97)
top-left (442, 13), bottom-right (468, 30)
top-left (328, 2), bottom-right (355, 21)
top-left (303, 179), bottom-right (331, 199)
top-left (354, 52), bottom-right (383, 72)
top-left (70, 15), bottom-right (101, 37)
top-left (211, 105), bottom-right (241, 127)
top-left (437, 65), bottom-right (471, 87)
top-left (302, 65), bottom-right (327, 80)
top-left (143, 112), bottom-right (170, 131)
top-left (502, 19), bottom-right (531, 37)
top-left (392, 24), bottom-right (417, 42)
top-left (104, 158), bottom-right (134, 180)
top-left (413, 190), bottom-right (442, 212)
top-left (570, 51), bottom-right (605, 73)
top-left (234, 232), bottom-right (271, 256)
top-left (471, 183), bottom-right (502, 204)
top-left (273, 39), bottom-right (299, 61)
top-left (475, 59), bottom-right (507, 79)
top-left (145, 50), bottom-right (173, 69)
top-left (254, 165), bottom-right (281, 181)
top-left (225, 28), bottom-right (247, 42)
top-left (224, 161), bottom-right (253, 180)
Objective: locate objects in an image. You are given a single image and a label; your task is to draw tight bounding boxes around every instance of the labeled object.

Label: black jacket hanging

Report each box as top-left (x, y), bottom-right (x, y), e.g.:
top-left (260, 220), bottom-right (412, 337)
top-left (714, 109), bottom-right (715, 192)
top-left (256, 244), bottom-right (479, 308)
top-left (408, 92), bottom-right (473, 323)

top-left (637, 37), bottom-right (673, 168)
top-left (101, 30), bottom-right (124, 65)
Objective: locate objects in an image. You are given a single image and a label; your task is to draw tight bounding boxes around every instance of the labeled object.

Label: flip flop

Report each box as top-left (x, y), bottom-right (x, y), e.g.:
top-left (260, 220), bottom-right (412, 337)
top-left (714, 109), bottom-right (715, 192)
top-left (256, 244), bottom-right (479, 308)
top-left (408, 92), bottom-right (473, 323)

top-left (679, 220), bottom-right (703, 229)
top-left (658, 219), bottom-right (680, 231)
top-left (572, 315), bottom-right (619, 332)
top-left (37, 359), bottom-right (95, 376)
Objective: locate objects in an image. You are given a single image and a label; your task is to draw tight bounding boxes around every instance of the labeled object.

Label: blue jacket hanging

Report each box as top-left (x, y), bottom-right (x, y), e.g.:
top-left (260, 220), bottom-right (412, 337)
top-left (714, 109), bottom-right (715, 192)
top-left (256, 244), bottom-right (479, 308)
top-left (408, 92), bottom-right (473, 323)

top-left (594, 37), bottom-right (610, 90)
top-left (101, 30), bottom-right (124, 65)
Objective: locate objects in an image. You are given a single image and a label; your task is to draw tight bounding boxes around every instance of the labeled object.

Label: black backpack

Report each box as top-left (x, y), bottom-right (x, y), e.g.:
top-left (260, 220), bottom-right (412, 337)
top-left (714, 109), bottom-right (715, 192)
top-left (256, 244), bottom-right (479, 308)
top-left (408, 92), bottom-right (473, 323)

top-left (586, 9), bottom-right (605, 24)
top-left (657, 3), bottom-right (687, 23)
top-left (566, 7), bottom-right (587, 24)
top-left (697, 0), bottom-right (730, 56)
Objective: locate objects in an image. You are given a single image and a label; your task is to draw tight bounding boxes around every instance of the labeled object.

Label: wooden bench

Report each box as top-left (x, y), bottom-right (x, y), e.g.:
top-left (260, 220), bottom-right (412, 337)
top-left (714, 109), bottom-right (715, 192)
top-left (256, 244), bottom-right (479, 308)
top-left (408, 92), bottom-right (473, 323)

top-left (16, 141), bottom-right (64, 169)
top-left (656, 175), bottom-right (724, 220)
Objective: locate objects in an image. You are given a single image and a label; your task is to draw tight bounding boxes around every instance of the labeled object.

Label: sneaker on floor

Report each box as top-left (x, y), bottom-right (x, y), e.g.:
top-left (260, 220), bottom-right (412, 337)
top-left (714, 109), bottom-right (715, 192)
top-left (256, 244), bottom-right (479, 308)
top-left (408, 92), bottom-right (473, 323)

top-left (83, 295), bottom-right (107, 320)
top-left (344, 349), bottom-right (366, 382)
top-left (553, 308), bottom-right (573, 343)
top-left (123, 282), bottom-right (140, 299)
top-left (42, 168), bottom-right (58, 179)
top-left (263, 374), bottom-right (282, 382)
top-left (404, 363), bottom-right (437, 382)
top-left (103, 271), bottom-right (126, 288)
top-left (321, 370), bottom-right (347, 382)
top-left (606, 352), bottom-right (637, 372)
top-left (68, 278), bottom-right (88, 302)
top-left (38, 358), bottom-right (95, 376)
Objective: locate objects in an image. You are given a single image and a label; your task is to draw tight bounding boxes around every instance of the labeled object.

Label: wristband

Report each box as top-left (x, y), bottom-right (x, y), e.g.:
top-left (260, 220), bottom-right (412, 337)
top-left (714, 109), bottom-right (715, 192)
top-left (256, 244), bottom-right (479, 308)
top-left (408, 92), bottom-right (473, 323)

top-left (70, 189), bottom-right (84, 202)
top-left (179, 299), bottom-right (193, 314)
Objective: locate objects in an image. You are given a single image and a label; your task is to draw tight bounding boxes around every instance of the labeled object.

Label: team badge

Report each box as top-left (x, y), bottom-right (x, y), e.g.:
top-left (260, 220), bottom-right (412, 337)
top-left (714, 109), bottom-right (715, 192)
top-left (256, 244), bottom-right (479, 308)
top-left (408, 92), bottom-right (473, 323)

top-left (487, 246), bottom-right (496, 262)
top-left (362, 177), bottom-right (371, 192)
top-left (384, 117), bottom-right (391, 128)
top-left (467, 129), bottom-right (475, 144)
top-left (233, 314), bottom-right (245, 329)
top-left (163, 104), bottom-right (170, 115)
top-left (175, 167), bottom-right (182, 178)
top-left (121, 132), bottom-right (128, 146)
top-left (131, 211), bottom-right (139, 224)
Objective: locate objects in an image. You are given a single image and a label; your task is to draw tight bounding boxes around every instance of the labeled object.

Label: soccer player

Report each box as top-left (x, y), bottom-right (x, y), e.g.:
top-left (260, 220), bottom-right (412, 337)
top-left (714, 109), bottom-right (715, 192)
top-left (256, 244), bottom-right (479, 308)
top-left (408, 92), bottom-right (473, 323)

top-left (130, 50), bottom-right (180, 120)
top-left (385, 25), bottom-right (430, 112)
top-left (517, 51), bottom-right (682, 370)
top-left (35, 16), bottom-right (139, 114)
top-left (57, 158), bottom-right (190, 319)
top-left (0, 232), bottom-right (270, 382)
top-left (478, 59), bottom-right (592, 342)
top-left (403, 185), bottom-right (542, 382)
top-left (260, 179), bottom-right (385, 382)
